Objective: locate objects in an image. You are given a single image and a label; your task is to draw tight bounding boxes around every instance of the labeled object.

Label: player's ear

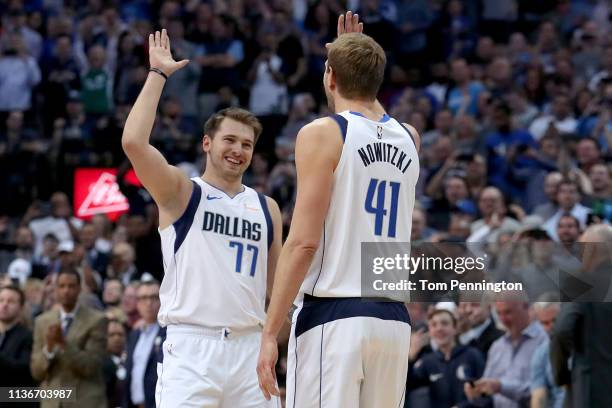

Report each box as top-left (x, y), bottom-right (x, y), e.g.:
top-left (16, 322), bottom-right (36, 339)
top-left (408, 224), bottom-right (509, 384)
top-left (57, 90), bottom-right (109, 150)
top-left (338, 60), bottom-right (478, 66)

top-left (203, 134), bottom-right (212, 152)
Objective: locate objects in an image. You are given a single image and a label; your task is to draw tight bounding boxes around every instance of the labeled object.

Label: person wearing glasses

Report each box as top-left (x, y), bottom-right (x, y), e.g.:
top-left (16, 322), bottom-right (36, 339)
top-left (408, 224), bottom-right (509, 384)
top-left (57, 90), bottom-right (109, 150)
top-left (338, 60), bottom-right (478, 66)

top-left (124, 280), bottom-right (164, 408)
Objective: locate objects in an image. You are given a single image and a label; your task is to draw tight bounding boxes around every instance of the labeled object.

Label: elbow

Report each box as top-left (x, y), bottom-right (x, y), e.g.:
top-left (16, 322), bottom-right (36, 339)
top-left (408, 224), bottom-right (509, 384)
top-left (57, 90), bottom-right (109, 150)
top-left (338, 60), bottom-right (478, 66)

top-left (121, 133), bottom-right (139, 155)
top-left (286, 238), bottom-right (319, 257)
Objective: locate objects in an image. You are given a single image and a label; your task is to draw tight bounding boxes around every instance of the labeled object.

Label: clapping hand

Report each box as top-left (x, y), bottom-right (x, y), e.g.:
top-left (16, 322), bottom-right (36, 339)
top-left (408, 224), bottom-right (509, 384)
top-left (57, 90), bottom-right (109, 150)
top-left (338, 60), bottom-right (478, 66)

top-left (148, 29), bottom-right (189, 78)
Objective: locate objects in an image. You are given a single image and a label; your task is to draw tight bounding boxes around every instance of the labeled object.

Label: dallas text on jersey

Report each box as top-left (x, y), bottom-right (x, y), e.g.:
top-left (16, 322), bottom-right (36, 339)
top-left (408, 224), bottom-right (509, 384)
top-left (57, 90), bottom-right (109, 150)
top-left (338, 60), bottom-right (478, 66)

top-left (202, 211), bottom-right (262, 241)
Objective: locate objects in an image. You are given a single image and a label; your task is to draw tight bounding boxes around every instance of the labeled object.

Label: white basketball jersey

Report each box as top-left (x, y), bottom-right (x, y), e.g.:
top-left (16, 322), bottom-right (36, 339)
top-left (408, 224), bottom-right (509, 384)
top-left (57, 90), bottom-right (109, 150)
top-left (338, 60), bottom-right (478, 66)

top-left (298, 111), bottom-right (419, 301)
top-left (158, 177), bottom-right (272, 329)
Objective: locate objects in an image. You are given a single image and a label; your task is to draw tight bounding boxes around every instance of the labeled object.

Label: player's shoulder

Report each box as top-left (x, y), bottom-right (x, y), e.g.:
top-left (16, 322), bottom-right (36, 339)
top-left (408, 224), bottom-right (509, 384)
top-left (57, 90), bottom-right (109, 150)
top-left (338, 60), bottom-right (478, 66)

top-left (297, 116), bottom-right (345, 146)
top-left (399, 122), bottom-right (421, 152)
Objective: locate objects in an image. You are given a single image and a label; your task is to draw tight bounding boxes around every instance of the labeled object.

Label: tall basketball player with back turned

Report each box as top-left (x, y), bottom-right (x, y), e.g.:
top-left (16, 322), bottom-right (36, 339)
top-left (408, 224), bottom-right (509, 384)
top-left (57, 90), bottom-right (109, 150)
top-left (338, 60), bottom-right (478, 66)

top-left (258, 12), bottom-right (420, 407)
top-left (122, 29), bottom-right (282, 407)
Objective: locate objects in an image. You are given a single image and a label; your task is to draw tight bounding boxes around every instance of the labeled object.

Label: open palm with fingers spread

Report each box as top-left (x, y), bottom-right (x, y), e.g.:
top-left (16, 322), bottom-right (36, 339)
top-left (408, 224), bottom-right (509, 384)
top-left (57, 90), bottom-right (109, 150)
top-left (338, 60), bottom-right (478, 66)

top-left (337, 10), bottom-right (363, 35)
top-left (148, 28), bottom-right (189, 77)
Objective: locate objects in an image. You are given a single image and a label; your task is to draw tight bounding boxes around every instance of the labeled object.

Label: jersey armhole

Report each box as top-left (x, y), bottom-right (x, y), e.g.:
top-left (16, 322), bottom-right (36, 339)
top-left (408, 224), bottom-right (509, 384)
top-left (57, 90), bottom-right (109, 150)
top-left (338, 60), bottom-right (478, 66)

top-left (329, 114), bottom-right (348, 143)
top-left (172, 180), bottom-right (202, 254)
top-left (396, 120), bottom-right (418, 151)
top-left (257, 193), bottom-right (273, 250)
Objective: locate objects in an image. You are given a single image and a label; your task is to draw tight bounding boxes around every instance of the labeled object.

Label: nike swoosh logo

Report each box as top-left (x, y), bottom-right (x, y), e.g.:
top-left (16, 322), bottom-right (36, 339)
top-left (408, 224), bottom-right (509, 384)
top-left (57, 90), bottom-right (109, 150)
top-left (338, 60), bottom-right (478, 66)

top-left (429, 374), bottom-right (443, 382)
top-left (206, 194), bottom-right (222, 200)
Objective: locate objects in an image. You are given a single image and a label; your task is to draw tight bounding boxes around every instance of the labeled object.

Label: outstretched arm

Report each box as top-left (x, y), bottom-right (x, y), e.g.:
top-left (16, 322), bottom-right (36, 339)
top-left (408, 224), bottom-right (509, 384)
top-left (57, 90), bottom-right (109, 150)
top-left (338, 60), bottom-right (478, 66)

top-left (121, 29), bottom-right (192, 226)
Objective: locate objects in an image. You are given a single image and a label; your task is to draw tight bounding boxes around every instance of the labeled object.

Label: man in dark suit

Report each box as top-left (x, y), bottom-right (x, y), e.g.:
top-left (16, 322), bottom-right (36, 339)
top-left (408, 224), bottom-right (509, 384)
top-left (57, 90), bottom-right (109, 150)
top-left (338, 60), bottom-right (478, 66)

top-left (30, 268), bottom-right (108, 408)
top-left (551, 224), bottom-right (612, 408)
top-left (0, 285), bottom-right (36, 387)
top-left (458, 300), bottom-right (504, 358)
top-left (123, 280), bottom-right (165, 408)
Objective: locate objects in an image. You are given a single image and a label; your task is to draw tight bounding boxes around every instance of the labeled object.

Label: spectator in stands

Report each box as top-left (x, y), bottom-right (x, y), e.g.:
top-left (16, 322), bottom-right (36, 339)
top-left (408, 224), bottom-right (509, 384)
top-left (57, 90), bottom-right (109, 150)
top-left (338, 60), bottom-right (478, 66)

top-left (556, 214), bottom-right (581, 245)
top-left (121, 282), bottom-right (141, 328)
top-left (27, 192), bottom-right (80, 256)
top-left (533, 172), bottom-right (563, 220)
top-left (529, 93), bottom-right (578, 141)
top-left (585, 163), bottom-right (612, 222)
top-left (248, 27), bottom-right (289, 116)
top-left (0, 285), bottom-right (36, 387)
top-left (124, 280), bottom-right (164, 408)
top-left (0, 32), bottom-right (41, 114)
top-left (31, 268), bottom-right (108, 408)
top-left (468, 186), bottom-right (521, 244)
top-left (447, 58), bottom-right (485, 117)
top-left (551, 225), bottom-right (612, 407)
top-left (542, 179), bottom-right (591, 241)
top-left (465, 301), bottom-right (547, 408)
top-left (104, 319), bottom-right (127, 408)
top-left (79, 222), bottom-right (109, 276)
top-left (484, 100), bottom-right (537, 198)
top-left (81, 45), bottom-right (114, 117)
top-left (162, 18), bottom-right (200, 122)
top-left (408, 308), bottom-right (485, 408)
top-left (196, 14), bottom-right (244, 122)
top-left (530, 301), bottom-right (565, 408)
top-left (457, 300), bottom-right (504, 357)
top-left (107, 243), bottom-right (139, 286)
top-left (41, 34), bottom-right (81, 132)
top-left (575, 137), bottom-right (603, 174)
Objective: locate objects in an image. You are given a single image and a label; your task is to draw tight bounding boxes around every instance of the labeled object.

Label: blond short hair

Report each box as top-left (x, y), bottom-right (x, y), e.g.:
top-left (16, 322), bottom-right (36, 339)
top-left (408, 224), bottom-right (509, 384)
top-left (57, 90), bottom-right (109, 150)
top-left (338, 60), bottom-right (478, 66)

top-left (327, 33), bottom-right (386, 100)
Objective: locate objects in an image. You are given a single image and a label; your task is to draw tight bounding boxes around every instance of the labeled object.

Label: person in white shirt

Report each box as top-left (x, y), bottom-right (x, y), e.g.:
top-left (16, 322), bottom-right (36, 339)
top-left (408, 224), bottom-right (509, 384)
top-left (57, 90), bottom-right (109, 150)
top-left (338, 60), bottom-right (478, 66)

top-left (543, 179), bottom-right (591, 241)
top-left (528, 93), bottom-right (577, 141)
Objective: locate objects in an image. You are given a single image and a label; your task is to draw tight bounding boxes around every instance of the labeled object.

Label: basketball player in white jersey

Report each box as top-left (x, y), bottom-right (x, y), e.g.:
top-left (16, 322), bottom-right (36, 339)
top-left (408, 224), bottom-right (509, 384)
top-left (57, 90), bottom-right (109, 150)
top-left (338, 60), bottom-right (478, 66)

top-left (257, 12), bottom-right (420, 407)
top-left (122, 29), bottom-right (282, 407)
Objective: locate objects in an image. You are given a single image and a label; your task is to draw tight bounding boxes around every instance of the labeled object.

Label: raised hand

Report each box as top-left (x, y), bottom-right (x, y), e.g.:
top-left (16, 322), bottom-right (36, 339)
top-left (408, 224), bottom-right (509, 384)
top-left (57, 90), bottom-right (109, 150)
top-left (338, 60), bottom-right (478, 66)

top-left (337, 10), bottom-right (363, 36)
top-left (148, 29), bottom-right (189, 77)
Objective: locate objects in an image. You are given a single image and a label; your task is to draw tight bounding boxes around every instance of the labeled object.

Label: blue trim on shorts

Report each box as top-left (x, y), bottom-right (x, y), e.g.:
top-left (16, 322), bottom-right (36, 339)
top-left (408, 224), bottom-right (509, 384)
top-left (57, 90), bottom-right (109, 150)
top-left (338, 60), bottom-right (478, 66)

top-left (294, 295), bottom-right (411, 338)
top-left (173, 180), bottom-right (201, 254)
top-left (257, 193), bottom-right (273, 250)
top-left (330, 114), bottom-right (348, 142)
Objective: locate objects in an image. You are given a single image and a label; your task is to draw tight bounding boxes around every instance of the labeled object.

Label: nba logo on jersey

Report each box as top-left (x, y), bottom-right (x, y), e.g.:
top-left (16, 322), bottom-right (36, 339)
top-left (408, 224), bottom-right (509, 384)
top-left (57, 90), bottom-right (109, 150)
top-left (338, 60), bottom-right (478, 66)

top-left (377, 125), bottom-right (383, 139)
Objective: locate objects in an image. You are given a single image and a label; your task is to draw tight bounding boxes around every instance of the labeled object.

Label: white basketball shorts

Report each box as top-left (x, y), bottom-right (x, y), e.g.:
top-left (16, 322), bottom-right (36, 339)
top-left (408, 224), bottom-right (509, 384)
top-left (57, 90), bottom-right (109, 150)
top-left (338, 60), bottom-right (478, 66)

top-left (156, 325), bottom-right (281, 408)
top-left (286, 295), bottom-right (411, 408)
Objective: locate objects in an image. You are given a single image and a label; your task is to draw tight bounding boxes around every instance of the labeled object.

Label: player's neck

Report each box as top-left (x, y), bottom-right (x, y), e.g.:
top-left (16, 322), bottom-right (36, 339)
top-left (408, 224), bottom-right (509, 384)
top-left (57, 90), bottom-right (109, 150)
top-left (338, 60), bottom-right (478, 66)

top-left (201, 170), bottom-right (244, 197)
top-left (334, 98), bottom-right (382, 121)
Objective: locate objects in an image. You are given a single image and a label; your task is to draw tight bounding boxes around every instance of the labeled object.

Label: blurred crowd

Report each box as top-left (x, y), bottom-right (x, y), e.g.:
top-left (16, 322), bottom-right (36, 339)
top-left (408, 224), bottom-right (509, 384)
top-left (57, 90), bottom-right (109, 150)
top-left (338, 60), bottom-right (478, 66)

top-left (1, 0), bottom-right (612, 407)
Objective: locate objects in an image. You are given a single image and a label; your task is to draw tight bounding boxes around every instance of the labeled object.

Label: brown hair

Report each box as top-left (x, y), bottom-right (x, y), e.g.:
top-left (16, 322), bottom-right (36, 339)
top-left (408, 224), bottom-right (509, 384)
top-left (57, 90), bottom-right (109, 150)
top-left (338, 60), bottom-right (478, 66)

top-left (327, 33), bottom-right (386, 100)
top-left (204, 107), bottom-right (263, 143)
top-left (0, 285), bottom-right (25, 306)
top-left (427, 308), bottom-right (457, 327)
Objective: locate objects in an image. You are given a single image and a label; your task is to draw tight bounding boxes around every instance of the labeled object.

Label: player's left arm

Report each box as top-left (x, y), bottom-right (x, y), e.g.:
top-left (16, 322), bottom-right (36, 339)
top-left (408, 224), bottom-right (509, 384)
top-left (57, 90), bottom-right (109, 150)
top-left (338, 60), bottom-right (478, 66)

top-left (264, 196), bottom-right (283, 304)
top-left (257, 118), bottom-right (340, 399)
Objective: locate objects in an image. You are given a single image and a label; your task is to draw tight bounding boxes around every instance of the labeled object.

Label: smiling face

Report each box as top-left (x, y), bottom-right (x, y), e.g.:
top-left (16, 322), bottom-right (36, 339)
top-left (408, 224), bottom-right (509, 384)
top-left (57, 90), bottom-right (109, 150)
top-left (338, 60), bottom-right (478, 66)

top-left (203, 117), bottom-right (255, 181)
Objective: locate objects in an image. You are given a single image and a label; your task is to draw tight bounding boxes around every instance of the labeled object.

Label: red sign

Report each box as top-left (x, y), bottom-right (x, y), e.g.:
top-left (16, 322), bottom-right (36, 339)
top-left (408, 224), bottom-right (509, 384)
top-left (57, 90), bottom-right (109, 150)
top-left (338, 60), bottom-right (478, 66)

top-left (73, 168), bottom-right (141, 221)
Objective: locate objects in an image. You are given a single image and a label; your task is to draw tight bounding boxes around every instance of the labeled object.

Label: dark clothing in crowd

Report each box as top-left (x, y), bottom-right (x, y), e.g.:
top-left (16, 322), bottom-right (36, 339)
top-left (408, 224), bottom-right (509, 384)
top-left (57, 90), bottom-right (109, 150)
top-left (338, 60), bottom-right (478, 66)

top-left (551, 303), bottom-right (612, 408)
top-left (408, 344), bottom-right (486, 408)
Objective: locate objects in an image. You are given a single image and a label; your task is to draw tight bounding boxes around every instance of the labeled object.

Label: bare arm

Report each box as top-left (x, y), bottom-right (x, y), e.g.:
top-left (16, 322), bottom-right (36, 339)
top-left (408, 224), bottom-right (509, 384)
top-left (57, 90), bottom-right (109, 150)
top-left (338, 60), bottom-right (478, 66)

top-left (530, 388), bottom-right (547, 408)
top-left (257, 118), bottom-right (341, 399)
top-left (121, 29), bottom-right (192, 226)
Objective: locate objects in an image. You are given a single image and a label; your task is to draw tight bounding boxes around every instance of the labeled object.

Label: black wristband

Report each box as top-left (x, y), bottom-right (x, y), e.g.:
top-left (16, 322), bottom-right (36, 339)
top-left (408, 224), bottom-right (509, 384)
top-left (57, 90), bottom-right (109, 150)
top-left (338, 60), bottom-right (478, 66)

top-left (149, 68), bottom-right (168, 80)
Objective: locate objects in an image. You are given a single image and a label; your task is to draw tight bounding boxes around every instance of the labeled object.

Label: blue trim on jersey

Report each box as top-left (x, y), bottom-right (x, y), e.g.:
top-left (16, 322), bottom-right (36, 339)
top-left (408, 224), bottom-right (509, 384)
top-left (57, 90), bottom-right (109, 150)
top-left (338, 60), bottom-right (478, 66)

top-left (396, 120), bottom-right (417, 148)
top-left (349, 111), bottom-right (391, 123)
top-left (330, 114), bottom-right (348, 142)
top-left (173, 181), bottom-right (201, 254)
top-left (294, 295), bottom-right (411, 338)
top-left (257, 193), bottom-right (273, 250)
